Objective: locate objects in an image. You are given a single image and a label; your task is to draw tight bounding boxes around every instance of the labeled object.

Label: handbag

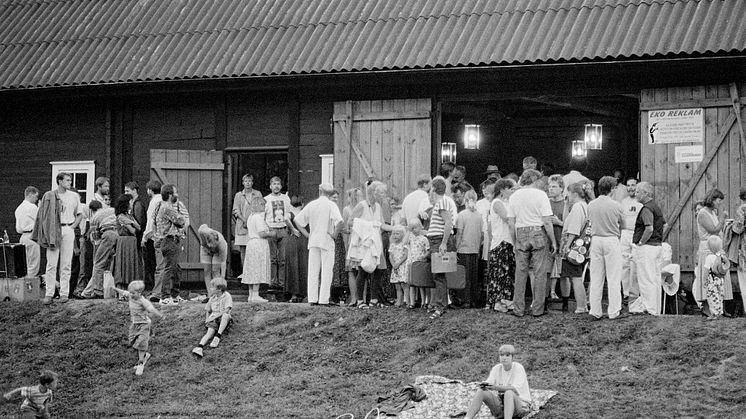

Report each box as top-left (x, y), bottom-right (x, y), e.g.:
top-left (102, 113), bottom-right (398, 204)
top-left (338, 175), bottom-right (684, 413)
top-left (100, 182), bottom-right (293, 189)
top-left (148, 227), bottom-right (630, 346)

top-left (431, 251), bottom-right (458, 273)
top-left (410, 261), bottom-right (435, 287)
top-left (446, 264), bottom-right (466, 289)
top-left (565, 205), bottom-right (592, 266)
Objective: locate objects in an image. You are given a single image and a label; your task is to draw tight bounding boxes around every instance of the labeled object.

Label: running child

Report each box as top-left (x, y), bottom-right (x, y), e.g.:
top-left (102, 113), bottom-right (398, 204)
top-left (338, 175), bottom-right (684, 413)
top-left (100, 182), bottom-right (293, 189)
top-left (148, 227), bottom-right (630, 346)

top-left (192, 277), bottom-right (233, 357)
top-left (3, 370), bottom-right (57, 419)
top-left (113, 280), bottom-right (163, 376)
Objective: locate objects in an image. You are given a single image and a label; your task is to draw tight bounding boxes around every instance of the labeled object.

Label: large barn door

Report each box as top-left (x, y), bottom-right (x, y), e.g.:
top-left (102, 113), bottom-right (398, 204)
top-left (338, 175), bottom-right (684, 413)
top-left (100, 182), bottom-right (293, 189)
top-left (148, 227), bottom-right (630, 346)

top-left (640, 83), bottom-right (745, 270)
top-left (150, 149), bottom-right (224, 282)
top-left (333, 99), bottom-right (432, 202)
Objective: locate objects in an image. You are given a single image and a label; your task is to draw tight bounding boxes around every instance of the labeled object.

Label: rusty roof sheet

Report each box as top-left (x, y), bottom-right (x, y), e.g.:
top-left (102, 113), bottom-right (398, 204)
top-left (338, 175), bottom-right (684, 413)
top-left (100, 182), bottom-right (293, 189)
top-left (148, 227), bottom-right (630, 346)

top-left (1, 0), bottom-right (745, 90)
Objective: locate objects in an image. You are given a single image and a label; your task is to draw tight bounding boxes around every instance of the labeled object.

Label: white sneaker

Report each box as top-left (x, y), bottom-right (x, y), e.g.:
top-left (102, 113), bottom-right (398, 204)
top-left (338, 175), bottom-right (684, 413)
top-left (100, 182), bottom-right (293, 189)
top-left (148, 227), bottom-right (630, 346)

top-left (160, 297), bottom-right (178, 306)
top-left (192, 347), bottom-right (204, 357)
top-left (173, 295), bottom-right (186, 303)
top-left (254, 296), bottom-right (268, 303)
top-left (209, 337), bottom-right (220, 348)
top-left (135, 364), bottom-right (145, 376)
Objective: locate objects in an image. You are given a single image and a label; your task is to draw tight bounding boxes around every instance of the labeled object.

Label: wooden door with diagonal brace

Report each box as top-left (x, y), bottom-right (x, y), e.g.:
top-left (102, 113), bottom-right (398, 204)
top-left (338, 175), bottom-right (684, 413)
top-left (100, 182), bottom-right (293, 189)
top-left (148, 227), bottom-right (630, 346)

top-left (333, 99), bottom-right (432, 202)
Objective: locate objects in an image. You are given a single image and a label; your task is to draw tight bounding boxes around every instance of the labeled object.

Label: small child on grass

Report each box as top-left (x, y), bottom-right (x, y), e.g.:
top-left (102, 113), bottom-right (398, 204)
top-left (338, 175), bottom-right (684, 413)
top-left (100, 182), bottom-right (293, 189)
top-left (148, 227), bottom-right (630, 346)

top-left (407, 219), bottom-right (431, 309)
top-left (192, 277), bottom-right (233, 357)
top-left (465, 344), bottom-right (532, 419)
top-left (3, 370), bottom-right (57, 419)
top-left (114, 280), bottom-right (163, 376)
top-left (388, 225), bottom-right (410, 307)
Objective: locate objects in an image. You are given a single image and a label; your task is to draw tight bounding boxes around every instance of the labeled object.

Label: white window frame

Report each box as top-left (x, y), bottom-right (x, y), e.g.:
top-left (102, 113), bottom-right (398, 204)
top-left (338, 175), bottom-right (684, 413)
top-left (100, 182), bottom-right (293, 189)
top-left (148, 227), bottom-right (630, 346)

top-left (320, 154), bottom-right (334, 186)
top-left (50, 160), bottom-right (95, 204)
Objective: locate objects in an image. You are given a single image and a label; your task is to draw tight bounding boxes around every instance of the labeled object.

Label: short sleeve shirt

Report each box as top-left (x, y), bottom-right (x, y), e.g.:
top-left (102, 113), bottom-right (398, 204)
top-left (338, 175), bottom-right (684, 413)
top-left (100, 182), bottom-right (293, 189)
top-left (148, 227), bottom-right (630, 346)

top-left (427, 195), bottom-right (457, 237)
top-left (21, 385), bottom-right (52, 408)
top-left (57, 190), bottom-right (82, 224)
top-left (485, 362), bottom-right (532, 403)
top-left (128, 294), bottom-right (154, 324)
top-left (206, 292), bottom-right (233, 321)
top-left (507, 188), bottom-right (552, 228)
top-left (402, 190), bottom-right (429, 225)
top-left (294, 196), bottom-right (343, 250)
top-left (456, 209), bottom-right (483, 254)
top-left (588, 195), bottom-right (624, 237)
top-left (563, 201), bottom-right (588, 236)
top-left (620, 197), bottom-right (643, 232)
top-left (265, 193), bottom-right (292, 228)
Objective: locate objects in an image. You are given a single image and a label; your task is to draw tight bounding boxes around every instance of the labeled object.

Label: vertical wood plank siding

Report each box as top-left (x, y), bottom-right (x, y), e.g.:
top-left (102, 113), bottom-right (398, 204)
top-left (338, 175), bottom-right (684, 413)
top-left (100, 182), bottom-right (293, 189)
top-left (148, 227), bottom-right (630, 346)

top-left (640, 83), bottom-right (745, 271)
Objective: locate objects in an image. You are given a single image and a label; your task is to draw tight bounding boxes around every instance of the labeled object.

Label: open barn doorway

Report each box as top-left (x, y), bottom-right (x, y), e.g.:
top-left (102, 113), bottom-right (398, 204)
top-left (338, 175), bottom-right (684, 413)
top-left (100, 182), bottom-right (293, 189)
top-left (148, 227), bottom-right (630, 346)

top-left (438, 95), bottom-right (640, 189)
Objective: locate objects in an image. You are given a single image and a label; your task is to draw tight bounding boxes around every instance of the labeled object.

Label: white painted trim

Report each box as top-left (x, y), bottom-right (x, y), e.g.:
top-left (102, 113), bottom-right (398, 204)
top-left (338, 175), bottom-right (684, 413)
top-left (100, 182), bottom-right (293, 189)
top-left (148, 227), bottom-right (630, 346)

top-left (320, 154), bottom-right (334, 186)
top-left (50, 161), bottom-right (96, 204)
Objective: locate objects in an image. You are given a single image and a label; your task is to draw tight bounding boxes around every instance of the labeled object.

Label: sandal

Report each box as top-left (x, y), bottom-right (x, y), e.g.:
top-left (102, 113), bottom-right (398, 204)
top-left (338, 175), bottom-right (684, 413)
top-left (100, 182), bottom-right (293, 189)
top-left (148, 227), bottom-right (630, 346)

top-left (429, 310), bottom-right (443, 320)
top-left (357, 302), bottom-right (370, 309)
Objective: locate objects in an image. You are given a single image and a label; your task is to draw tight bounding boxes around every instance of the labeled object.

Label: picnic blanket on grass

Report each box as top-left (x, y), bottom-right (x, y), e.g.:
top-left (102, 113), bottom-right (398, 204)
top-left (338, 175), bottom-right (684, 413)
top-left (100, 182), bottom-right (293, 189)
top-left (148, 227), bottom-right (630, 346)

top-left (396, 375), bottom-right (556, 419)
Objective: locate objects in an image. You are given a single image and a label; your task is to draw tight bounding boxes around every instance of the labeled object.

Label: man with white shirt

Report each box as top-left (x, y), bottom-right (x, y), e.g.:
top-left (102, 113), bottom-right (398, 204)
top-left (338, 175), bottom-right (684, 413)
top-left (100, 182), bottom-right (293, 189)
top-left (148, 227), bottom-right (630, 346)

top-left (264, 176), bottom-right (295, 289)
top-left (617, 177), bottom-right (643, 302)
top-left (142, 180), bottom-right (162, 296)
top-left (14, 186), bottom-right (40, 277)
top-left (293, 183), bottom-right (343, 306)
top-left (94, 177), bottom-right (110, 208)
top-left (401, 174), bottom-right (430, 225)
top-left (507, 169), bottom-right (556, 317)
top-left (38, 173), bottom-right (84, 305)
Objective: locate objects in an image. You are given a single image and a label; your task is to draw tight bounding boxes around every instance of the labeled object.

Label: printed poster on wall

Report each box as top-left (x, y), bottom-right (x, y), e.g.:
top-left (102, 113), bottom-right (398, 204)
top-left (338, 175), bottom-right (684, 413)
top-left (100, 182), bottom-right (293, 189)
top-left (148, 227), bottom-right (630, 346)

top-left (674, 145), bottom-right (704, 163)
top-left (647, 108), bottom-right (704, 144)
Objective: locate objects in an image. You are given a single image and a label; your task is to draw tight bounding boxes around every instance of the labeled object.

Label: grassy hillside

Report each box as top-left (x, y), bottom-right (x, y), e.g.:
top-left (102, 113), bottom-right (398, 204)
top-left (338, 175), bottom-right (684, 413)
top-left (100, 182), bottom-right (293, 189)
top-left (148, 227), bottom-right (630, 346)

top-left (1, 300), bottom-right (745, 418)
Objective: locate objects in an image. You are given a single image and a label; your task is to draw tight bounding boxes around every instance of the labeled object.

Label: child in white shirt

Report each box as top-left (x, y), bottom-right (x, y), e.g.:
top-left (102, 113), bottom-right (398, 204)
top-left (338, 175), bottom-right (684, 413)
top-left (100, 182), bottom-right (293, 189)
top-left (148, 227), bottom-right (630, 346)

top-left (193, 277), bottom-right (233, 357)
top-left (704, 236), bottom-right (730, 320)
top-left (466, 344), bottom-right (532, 419)
top-left (3, 370), bottom-right (57, 419)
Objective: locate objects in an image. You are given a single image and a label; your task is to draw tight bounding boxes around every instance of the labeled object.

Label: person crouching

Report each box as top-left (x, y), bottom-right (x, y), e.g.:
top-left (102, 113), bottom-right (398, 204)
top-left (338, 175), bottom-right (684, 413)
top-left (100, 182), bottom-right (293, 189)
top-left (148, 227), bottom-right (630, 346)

top-left (465, 344), bottom-right (533, 418)
top-left (192, 278), bottom-right (233, 357)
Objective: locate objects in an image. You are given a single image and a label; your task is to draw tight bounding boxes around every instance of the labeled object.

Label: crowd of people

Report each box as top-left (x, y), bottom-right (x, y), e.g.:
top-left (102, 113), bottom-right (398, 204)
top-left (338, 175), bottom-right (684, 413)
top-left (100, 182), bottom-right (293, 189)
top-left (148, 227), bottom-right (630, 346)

top-left (12, 158), bottom-right (746, 321)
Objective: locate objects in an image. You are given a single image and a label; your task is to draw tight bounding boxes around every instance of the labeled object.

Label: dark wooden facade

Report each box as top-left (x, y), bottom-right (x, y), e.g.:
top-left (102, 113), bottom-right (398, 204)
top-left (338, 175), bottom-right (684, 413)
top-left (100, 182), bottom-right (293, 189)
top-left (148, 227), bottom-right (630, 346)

top-left (1, 57), bottom-right (745, 277)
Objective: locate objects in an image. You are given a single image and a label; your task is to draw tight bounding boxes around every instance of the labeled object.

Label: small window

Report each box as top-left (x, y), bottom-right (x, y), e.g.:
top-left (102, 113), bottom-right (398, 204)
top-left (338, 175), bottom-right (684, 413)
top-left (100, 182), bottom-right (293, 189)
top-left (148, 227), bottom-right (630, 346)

top-left (50, 161), bottom-right (95, 204)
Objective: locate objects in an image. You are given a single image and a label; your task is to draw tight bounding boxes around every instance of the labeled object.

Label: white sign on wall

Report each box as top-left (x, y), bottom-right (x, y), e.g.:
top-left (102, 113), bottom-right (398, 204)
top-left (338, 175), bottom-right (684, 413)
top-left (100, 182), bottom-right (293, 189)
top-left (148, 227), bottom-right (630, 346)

top-left (674, 145), bottom-right (704, 163)
top-left (647, 108), bottom-right (704, 144)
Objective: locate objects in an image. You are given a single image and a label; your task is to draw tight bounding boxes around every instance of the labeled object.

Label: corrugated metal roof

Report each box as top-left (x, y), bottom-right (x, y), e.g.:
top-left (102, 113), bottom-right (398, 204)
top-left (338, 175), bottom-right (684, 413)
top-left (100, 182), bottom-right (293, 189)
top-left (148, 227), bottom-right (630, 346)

top-left (1, 0), bottom-right (745, 90)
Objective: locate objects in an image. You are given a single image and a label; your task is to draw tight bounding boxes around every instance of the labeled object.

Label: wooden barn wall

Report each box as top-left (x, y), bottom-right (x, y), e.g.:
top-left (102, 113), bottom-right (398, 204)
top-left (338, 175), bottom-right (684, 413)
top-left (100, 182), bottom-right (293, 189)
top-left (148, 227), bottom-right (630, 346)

top-left (442, 116), bottom-right (635, 188)
top-left (226, 97), bottom-right (291, 149)
top-left (640, 83), bottom-right (745, 271)
top-left (131, 98), bottom-right (216, 190)
top-left (298, 101), bottom-right (334, 201)
top-left (0, 103), bottom-right (107, 242)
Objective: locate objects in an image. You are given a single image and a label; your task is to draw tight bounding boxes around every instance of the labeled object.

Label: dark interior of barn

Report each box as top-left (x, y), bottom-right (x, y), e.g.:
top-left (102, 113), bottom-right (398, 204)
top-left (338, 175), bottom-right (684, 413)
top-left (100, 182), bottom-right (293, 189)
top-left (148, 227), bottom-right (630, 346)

top-left (439, 94), bottom-right (640, 188)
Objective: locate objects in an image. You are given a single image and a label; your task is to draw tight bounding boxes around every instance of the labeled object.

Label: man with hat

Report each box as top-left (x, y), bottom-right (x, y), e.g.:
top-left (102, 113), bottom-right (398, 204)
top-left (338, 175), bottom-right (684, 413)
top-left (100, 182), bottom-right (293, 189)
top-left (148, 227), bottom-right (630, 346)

top-left (484, 165), bottom-right (501, 182)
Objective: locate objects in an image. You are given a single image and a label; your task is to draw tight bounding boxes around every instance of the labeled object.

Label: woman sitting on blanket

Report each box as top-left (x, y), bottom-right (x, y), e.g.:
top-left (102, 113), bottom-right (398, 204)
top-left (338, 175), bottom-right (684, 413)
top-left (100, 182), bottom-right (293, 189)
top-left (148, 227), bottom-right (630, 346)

top-left (465, 344), bottom-right (532, 418)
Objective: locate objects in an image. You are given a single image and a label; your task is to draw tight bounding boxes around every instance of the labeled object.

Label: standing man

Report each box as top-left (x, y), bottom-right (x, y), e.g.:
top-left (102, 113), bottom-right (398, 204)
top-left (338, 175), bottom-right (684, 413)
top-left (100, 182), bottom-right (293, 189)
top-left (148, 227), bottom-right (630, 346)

top-left (629, 182), bottom-right (665, 316)
top-left (94, 177), bottom-right (110, 208)
top-left (80, 200), bottom-right (117, 299)
top-left (483, 165), bottom-right (501, 182)
top-left (153, 184), bottom-right (189, 306)
top-left (507, 169), bottom-right (556, 317)
top-left (34, 173), bottom-right (83, 305)
top-left (401, 174), bottom-right (430, 225)
top-left (293, 183), bottom-right (343, 306)
top-left (617, 177), bottom-right (643, 304)
top-left (14, 186), bottom-right (40, 278)
top-left (587, 176), bottom-right (627, 320)
top-left (264, 176), bottom-right (294, 290)
top-left (142, 180), bottom-right (162, 295)
top-left (522, 156), bottom-right (537, 172)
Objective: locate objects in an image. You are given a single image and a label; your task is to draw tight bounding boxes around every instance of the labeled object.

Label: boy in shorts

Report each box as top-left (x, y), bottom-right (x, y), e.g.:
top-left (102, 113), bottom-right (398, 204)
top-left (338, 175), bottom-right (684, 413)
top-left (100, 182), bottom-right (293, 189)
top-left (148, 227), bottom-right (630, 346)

top-left (3, 370), bottom-right (57, 419)
top-left (114, 280), bottom-right (163, 376)
top-left (465, 344), bottom-right (533, 418)
top-left (192, 277), bottom-right (233, 357)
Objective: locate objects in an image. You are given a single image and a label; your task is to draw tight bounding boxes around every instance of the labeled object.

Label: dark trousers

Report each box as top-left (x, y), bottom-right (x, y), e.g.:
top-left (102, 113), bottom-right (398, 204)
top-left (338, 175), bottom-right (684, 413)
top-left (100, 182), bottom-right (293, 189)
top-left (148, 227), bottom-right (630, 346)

top-left (429, 235), bottom-right (456, 311)
top-left (155, 236), bottom-right (182, 299)
top-left (143, 239), bottom-right (157, 291)
top-left (73, 236), bottom-right (93, 295)
top-left (268, 228), bottom-right (288, 287)
top-left (457, 253), bottom-right (480, 307)
top-left (356, 268), bottom-right (387, 303)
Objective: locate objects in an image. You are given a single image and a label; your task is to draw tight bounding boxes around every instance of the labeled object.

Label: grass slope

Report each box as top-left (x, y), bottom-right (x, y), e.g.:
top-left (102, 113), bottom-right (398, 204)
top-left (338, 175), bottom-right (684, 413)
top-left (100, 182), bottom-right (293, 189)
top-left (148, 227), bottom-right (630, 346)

top-left (1, 300), bottom-right (745, 418)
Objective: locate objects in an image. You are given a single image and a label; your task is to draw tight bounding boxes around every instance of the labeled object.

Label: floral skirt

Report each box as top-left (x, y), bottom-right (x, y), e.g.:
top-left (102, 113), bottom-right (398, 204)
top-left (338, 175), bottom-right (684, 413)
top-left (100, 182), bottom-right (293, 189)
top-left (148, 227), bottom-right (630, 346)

top-left (332, 234), bottom-right (347, 287)
top-left (242, 239), bottom-right (270, 285)
top-left (486, 242), bottom-right (515, 306)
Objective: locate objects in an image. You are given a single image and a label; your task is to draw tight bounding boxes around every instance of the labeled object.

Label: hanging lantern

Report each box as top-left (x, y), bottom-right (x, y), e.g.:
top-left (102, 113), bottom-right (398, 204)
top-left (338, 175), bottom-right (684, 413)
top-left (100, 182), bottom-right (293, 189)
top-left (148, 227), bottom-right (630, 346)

top-left (584, 124), bottom-right (603, 150)
top-left (441, 142), bottom-right (457, 163)
top-left (463, 124), bottom-right (480, 149)
top-left (572, 140), bottom-right (587, 159)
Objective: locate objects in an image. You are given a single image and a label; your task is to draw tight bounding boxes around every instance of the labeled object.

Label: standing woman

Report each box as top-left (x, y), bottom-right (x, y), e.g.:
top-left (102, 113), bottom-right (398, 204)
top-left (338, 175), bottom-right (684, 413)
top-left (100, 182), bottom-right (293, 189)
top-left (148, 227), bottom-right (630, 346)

top-left (232, 174), bottom-right (263, 269)
top-left (350, 181), bottom-right (393, 308)
top-left (694, 189), bottom-right (732, 314)
top-left (285, 196), bottom-right (308, 303)
top-left (426, 176), bottom-right (458, 319)
top-left (341, 188), bottom-right (363, 305)
top-left (732, 187), bottom-right (746, 314)
top-left (330, 190), bottom-right (347, 303)
top-left (198, 224), bottom-right (227, 295)
top-left (486, 179), bottom-right (516, 312)
top-left (559, 181), bottom-right (595, 313)
top-left (114, 194), bottom-right (141, 293)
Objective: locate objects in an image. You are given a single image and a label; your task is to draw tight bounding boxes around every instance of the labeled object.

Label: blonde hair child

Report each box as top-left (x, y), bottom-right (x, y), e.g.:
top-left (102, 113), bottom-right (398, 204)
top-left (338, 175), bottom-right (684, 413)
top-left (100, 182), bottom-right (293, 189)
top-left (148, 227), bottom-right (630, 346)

top-left (242, 197), bottom-right (275, 302)
top-left (192, 278), bottom-right (233, 357)
top-left (113, 281), bottom-right (164, 376)
top-left (407, 219), bottom-right (431, 309)
top-left (388, 224), bottom-right (410, 307)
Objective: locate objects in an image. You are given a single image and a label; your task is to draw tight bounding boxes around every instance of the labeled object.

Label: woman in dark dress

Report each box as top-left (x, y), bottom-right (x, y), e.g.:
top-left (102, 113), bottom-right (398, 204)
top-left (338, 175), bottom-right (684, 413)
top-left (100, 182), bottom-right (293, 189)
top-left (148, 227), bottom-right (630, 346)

top-left (285, 196), bottom-right (308, 302)
top-left (114, 194), bottom-right (141, 294)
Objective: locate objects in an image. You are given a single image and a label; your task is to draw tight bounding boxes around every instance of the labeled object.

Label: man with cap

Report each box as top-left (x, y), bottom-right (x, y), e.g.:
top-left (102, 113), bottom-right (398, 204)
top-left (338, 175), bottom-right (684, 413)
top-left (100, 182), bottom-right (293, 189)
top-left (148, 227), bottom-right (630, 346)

top-left (293, 183), bottom-right (344, 306)
top-left (484, 165), bottom-right (501, 182)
